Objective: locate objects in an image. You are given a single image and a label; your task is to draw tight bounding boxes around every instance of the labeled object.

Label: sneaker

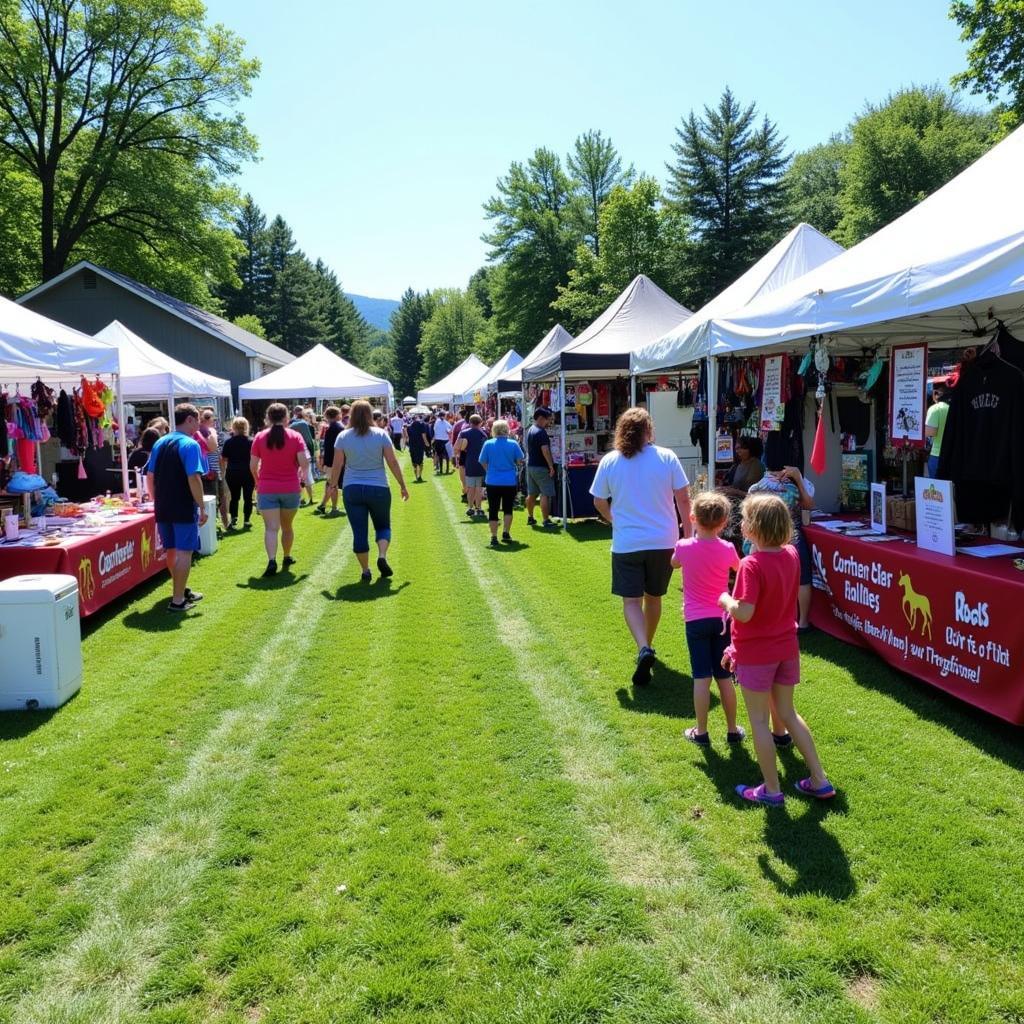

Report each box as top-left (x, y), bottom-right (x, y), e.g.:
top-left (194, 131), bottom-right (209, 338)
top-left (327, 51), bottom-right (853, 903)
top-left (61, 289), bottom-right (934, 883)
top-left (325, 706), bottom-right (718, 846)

top-left (228, 519), bottom-right (237, 530)
top-left (735, 783), bottom-right (784, 806)
top-left (772, 733), bottom-right (793, 749)
top-left (466, 508), bottom-right (476, 517)
top-left (377, 556), bottom-right (393, 578)
top-left (360, 569), bottom-right (372, 582)
top-left (726, 726), bottom-right (746, 744)
top-left (632, 646), bottom-right (655, 686)
top-left (313, 505), bottom-right (325, 515)
top-left (501, 532), bottom-right (512, 543)
top-left (183, 588), bottom-right (204, 603)
top-left (282, 555), bottom-right (296, 569)
top-left (489, 537), bottom-right (499, 548)
top-left (167, 597), bottom-right (195, 613)
top-left (793, 777), bottom-right (836, 800)
top-left (527, 517), bottom-right (537, 526)
top-left (460, 494), bottom-right (468, 504)
top-left (262, 560), bottom-right (278, 577)
top-left (685, 727), bottom-right (711, 747)
top-left (243, 520), bottom-right (252, 529)
top-left (542, 519), bottom-right (557, 529)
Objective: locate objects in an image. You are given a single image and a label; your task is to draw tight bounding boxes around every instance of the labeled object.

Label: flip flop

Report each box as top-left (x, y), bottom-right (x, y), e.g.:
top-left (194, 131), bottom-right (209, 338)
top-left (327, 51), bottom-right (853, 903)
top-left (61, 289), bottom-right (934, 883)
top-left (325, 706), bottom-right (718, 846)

top-left (684, 727), bottom-right (710, 746)
top-left (735, 783), bottom-right (784, 806)
top-left (794, 778), bottom-right (836, 800)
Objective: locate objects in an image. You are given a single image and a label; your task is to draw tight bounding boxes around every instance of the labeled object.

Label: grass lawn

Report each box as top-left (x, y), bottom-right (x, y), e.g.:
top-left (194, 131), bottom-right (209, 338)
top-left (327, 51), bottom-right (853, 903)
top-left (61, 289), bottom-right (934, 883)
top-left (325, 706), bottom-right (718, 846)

top-left (1, 463), bottom-right (1023, 1024)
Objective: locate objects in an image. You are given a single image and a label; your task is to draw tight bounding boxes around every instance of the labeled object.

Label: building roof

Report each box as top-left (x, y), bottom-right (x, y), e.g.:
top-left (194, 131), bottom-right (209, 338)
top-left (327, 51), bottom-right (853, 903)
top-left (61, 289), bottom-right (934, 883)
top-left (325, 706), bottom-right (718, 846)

top-left (19, 260), bottom-right (293, 367)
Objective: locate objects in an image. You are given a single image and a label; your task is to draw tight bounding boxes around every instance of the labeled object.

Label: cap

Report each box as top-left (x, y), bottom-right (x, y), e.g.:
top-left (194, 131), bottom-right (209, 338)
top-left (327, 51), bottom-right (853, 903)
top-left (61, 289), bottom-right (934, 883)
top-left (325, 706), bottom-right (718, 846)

top-left (534, 406), bottom-right (552, 419)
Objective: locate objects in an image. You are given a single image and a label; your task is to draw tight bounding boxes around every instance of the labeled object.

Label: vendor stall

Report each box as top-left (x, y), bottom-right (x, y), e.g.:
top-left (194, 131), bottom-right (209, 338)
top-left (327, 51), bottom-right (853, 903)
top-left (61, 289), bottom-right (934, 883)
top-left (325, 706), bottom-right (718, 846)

top-left (458, 348), bottom-right (523, 411)
top-left (522, 275), bottom-right (693, 521)
top-left (417, 354), bottom-right (488, 408)
top-left (239, 344), bottom-right (393, 406)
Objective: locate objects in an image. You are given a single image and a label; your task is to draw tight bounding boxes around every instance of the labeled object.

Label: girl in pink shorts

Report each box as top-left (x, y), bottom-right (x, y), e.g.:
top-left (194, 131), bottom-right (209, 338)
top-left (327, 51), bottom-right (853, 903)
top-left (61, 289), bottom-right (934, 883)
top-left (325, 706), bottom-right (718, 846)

top-left (718, 493), bottom-right (834, 806)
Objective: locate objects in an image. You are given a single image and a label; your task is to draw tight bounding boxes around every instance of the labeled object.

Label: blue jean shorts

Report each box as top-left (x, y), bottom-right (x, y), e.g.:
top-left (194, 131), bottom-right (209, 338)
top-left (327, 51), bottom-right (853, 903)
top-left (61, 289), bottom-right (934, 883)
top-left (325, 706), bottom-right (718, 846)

top-left (157, 519), bottom-right (200, 552)
top-left (257, 491), bottom-right (301, 511)
top-left (685, 616), bottom-right (733, 680)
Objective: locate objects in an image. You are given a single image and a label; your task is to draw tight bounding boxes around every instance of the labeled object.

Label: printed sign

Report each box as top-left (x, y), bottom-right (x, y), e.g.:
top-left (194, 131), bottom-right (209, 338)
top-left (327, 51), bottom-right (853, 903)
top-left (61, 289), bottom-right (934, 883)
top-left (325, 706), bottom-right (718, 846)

top-left (870, 482), bottom-right (887, 534)
top-left (715, 433), bottom-right (734, 463)
top-left (889, 343), bottom-right (927, 447)
top-left (915, 476), bottom-right (955, 556)
top-left (759, 355), bottom-right (784, 432)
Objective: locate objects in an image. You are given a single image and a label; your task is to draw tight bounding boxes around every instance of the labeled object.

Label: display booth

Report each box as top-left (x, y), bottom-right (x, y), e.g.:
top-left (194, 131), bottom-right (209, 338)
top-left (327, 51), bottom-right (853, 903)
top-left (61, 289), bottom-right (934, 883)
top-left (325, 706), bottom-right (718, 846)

top-left (417, 354), bottom-right (488, 408)
top-left (631, 125), bottom-right (1024, 723)
top-left (0, 299), bottom-right (171, 615)
top-left (457, 349), bottom-right (523, 414)
top-left (523, 275), bottom-right (692, 521)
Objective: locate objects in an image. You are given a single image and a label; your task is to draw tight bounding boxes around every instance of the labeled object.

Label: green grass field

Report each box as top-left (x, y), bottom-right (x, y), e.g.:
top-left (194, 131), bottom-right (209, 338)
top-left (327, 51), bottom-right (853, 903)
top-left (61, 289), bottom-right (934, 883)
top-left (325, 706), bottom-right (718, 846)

top-left (1, 464), bottom-right (1023, 1024)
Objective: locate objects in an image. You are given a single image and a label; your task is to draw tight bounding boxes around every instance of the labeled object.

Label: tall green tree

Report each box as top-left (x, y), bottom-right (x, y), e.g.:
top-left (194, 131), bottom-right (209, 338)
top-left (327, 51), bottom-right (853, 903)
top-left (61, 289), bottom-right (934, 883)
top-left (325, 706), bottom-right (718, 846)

top-left (389, 288), bottom-right (431, 398)
top-left (219, 195), bottom-right (272, 319)
top-left (566, 129), bottom-right (633, 256)
top-left (0, 0), bottom-right (259, 288)
top-left (466, 266), bottom-right (494, 319)
top-left (784, 136), bottom-right (849, 238)
top-left (554, 177), bottom-right (689, 331)
top-left (666, 87), bottom-right (789, 307)
top-left (836, 87), bottom-right (995, 246)
top-left (483, 147), bottom-right (580, 349)
top-left (0, 154), bottom-right (39, 296)
top-left (418, 288), bottom-right (492, 387)
top-left (951, 0), bottom-right (1024, 129)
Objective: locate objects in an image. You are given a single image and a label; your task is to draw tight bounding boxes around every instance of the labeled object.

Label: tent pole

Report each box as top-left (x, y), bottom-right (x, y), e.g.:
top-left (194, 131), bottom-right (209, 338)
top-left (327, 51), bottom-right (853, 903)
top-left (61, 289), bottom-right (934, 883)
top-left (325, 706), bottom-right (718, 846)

top-left (630, 373), bottom-right (636, 406)
top-left (114, 373), bottom-right (130, 497)
top-left (559, 372), bottom-right (567, 526)
top-left (705, 356), bottom-right (717, 487)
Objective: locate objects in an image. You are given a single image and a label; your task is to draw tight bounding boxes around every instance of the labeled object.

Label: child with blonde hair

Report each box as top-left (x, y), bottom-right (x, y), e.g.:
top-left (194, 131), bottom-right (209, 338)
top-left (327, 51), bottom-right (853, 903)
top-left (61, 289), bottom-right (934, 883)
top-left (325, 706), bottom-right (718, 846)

top-left (719, 493), bottom-right (834, 805)
top-left (671, 491), bottom-right (743, 746)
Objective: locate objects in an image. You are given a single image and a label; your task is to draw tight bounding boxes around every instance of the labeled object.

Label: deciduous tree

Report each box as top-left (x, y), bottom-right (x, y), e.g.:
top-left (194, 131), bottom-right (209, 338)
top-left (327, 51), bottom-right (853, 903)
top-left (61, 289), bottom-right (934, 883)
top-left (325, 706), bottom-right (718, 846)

top-left (784, 137), bottom-right (848, 238)
top-left (951, 0), bottom-right (1024, 129)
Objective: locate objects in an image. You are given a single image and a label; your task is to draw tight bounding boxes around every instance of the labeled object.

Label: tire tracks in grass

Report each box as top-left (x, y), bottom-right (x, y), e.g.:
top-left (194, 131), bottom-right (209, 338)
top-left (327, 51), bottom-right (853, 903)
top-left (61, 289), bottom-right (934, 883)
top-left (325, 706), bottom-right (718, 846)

top-left (430, 475), bottom-right (796, 1024)
top-left (9, 520), bottom-right (354, 1024)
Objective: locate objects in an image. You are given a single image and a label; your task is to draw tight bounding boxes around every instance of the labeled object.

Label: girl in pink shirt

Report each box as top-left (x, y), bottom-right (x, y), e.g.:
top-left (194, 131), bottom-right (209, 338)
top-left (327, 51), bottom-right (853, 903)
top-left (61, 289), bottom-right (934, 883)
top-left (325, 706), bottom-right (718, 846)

top-left (719, 494), bottom-right (834, 806)
top-left (671, 492), bottom-right (743, 746)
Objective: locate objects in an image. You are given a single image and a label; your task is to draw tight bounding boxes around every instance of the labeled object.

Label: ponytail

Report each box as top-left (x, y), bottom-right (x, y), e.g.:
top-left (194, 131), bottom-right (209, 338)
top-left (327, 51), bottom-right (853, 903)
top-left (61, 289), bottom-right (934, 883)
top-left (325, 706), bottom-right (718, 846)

top-left (267, 423), bottom-right (285, 450)
top-left (265, 402), bottom-right (288, 449)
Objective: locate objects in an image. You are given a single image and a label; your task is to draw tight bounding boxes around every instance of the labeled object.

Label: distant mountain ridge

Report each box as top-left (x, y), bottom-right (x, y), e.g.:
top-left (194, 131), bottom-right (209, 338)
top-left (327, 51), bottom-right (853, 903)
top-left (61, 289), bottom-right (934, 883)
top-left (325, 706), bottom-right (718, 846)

top-left (346, 293), bottom-right (400, 331)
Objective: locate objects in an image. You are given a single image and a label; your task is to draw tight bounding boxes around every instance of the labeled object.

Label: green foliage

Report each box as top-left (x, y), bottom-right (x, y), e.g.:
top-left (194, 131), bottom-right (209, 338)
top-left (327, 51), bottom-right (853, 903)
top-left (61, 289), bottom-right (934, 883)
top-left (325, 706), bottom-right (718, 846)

top-left (483, 148), bottom-right (581, 350)
top-left (389, 288), bottom-right (431, 399)
top-left (784, 136), bottom-right (849, 238)
top-left (0, 0), bottom-right (259, 289)
top-left (220, 195), bottom-right (273, 320)
top-left (566, 130), bottom-right (634, 256)
top-left (418, 288), bottom-right (492, 386)
top-left (951, 0), bottom-right (1024, 129)
top-left (554, 178), bottom-right (690, 332)
top-left (836, 87), bottom-right (995, 246)
top-left (232, 313), bottom-right (266, 339)
top-left (0, 153), bottom-right (38, 297)
top-left (666, 87), bottom-right (790, 308)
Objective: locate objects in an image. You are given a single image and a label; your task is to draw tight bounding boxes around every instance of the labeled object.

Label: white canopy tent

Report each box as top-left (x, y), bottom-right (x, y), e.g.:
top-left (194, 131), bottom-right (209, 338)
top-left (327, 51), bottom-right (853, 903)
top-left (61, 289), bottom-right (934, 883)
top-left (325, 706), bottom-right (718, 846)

top-left (665, 124), bottom-right (1024, 362)
top-left (0, 296), bottom-right (129, 494)
top-left (523, 275), bottom-right (692, 382)
top-left (417, 354), bottom-right (488, 406)
top-left (94, 320), bottom-right (231, 404)
top-left (494, 324), bottom-right (574, 392)
top-left (238, 344), bottom-right (393, 403)
top-left (457, 348), bottom-right (523, 403)
top-left (631, 223), bottom-right (845, 373)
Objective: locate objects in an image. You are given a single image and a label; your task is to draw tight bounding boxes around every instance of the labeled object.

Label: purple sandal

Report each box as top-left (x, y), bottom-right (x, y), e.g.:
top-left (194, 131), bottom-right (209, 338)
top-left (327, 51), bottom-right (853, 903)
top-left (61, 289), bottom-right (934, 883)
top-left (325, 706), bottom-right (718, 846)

top-left (735, 783), bottom-right (784, 806)
top-left (794, 777), bottom-right (836, 800)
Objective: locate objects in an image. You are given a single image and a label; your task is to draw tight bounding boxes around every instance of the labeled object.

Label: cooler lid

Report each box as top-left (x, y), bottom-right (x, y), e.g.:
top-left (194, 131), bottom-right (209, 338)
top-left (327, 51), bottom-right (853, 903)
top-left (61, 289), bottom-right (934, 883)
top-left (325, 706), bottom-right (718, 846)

top-left (0, 573), bottom-right (79, 602)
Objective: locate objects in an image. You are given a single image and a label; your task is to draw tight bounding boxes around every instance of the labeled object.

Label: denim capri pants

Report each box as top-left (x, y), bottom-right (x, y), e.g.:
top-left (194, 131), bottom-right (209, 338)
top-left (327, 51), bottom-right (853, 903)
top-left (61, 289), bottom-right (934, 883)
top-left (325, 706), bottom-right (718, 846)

top-left (342, 484), bottom-right (392, 553)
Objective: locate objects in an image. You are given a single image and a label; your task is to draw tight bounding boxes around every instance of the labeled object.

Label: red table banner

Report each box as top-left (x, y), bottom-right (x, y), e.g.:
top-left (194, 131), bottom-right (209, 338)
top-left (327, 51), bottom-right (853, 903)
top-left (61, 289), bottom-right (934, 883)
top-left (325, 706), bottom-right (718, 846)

top-left (0, 513), bottom-right (166, 616)
top-left (806, 524), bottom-right (1024, 724)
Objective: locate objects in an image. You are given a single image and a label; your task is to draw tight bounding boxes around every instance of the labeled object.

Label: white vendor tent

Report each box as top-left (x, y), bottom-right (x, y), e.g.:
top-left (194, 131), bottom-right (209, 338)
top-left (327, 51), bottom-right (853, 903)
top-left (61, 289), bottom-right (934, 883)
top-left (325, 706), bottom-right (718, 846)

top-left (631, 223), bottom-right (845, 372)
top-left (239, 344), bottom-right (393, 402)
top-left (524, 275), bottom-right (693, 381)
top-left (0, 295), bottom-right (119, 384)
top-left (458, 348), bottom-right (523, 403)
top-left (671, 124), bottom-right (1024, 361)
top-left (418, 353), bottom-right (488, 405)
top-left (495, 324), bottom-right (574, 392)
top-left (95, 320), bottom-right (231, 402)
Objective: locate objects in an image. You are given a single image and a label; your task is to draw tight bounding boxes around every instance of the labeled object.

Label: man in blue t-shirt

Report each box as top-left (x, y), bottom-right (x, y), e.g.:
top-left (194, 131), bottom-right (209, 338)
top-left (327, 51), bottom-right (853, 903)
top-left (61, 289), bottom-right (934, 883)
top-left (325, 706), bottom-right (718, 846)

top-left (525, 406), bottom-right (557, 528)
top-left (147, 403), bottom-right (208, 613)
top-left (456, 413), bottom-right (488, 516)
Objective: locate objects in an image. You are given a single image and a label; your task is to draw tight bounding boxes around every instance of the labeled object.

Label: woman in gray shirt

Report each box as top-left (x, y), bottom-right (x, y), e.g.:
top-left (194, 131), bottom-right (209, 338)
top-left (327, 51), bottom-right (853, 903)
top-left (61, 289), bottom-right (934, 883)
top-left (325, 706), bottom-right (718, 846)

top-left (327, 400), bottom-right (409, 582)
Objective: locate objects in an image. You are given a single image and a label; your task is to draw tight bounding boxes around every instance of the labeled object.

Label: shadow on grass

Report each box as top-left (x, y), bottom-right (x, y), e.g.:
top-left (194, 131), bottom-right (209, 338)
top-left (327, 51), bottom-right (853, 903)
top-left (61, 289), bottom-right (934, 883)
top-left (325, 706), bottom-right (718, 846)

top-left (122, 597), bottom-right (203, 632)
top-left (564, 521), bottom-right (612, 544)
top-left (81, 572), bottom-right (168, 637)
top-left (804, 632), bottom-right (1024, 770)
top-left (697, 742), bottom-right (855, 900)
top-left (616, 664), bottom-right (698, 720)
top-left (0, 701), bottom-right (69, 740)
top-left (322, 578), bottom-right (411, 602)
top-left (236, 571), bottom-right (310, 591)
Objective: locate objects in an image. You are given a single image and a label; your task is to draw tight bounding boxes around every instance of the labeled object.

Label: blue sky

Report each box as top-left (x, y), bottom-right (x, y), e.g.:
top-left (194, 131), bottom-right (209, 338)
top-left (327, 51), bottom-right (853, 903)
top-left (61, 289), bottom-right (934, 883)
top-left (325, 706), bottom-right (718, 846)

top-left (203, 0), bottom-right (973, 300)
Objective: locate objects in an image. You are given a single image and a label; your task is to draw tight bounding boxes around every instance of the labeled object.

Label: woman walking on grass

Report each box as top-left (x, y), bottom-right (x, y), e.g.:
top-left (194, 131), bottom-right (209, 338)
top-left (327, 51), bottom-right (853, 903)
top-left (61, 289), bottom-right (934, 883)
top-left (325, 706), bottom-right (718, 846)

top-left (221, 416), bottom-right (255, 529)
top-left (478, 419), bottom-right (524, 548)
top-left (250, 403), bottom-right (309, 577)
top-left (328, 399), bottom-right (409, 582)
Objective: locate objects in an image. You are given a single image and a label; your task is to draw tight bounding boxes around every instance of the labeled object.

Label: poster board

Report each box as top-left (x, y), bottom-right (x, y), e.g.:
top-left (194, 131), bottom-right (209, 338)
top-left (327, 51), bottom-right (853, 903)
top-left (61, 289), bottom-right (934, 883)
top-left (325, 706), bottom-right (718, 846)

top-left (914, 476), bottom-right (955, 556)
top-left (889, 343), bottom-right (927, 448)
top-left (870, 482), bottom-right (887, 533)
top-left (759, 355), bottom-right (784, 432)
top-left (715, 433), bottom-right (734, 463)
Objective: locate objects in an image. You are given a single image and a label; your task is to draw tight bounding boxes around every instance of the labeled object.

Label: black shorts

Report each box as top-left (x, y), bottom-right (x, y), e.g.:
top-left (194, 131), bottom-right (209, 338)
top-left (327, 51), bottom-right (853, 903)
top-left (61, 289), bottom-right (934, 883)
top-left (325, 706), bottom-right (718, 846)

top-left (409, 446), bottom-right (425, 466)
top-left (611, 549), bottom-right (674, 598)
top-left (433, 439), bottom-right (449, 459)
top-left (795, 529), bottom-right (812, 586)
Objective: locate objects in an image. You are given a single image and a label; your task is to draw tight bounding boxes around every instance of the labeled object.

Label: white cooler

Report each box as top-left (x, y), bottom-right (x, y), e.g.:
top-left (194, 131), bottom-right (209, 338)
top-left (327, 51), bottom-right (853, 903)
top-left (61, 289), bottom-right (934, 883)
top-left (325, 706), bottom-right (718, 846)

top-left (0, 574), bottom-right (83, 710)
top-left (199, 494), bottom-right (218, 555)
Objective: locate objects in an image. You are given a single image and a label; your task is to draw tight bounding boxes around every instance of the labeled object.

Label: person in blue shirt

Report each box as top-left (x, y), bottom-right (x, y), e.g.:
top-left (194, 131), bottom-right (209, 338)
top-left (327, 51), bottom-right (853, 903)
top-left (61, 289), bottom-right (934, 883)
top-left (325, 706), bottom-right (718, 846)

top-left (146, 403), bottom-right (209, 613)
top-left (478, 419), bottom-right (525, 547)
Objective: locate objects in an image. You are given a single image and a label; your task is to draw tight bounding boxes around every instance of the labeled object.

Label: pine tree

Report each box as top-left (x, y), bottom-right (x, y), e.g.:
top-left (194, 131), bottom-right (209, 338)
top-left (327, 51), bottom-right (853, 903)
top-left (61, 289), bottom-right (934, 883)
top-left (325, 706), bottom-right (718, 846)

top-left (566, 130), bottom-right (633, 256)
top-left (666, 88), bottom-right (789, 307)
top-left (218, 194), bottom-right (272, 320)
top-left (390, 288), bottom-right (430, 398)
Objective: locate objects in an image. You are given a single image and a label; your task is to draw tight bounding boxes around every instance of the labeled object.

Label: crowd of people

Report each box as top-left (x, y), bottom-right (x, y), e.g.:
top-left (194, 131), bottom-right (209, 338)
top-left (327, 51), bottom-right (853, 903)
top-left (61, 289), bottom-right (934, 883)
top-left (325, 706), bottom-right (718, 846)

top-left (139, 397), bottom-right (833, 807)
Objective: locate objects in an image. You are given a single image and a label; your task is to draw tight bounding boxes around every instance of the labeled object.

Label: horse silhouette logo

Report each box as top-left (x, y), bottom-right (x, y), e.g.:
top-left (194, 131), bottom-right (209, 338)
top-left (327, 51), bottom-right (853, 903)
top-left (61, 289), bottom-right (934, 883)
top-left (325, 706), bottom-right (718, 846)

top-left (141, 528), bottom-right (152, 569)
top-left (898, 571), bottom-right (932, 639)
top-left (78, 556), bottom-right (95, 602)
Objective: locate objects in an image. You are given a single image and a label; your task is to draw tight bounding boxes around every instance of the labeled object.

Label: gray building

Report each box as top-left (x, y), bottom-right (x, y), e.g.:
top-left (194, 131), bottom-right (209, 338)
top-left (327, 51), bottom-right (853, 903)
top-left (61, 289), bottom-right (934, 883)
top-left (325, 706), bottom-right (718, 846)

top-left (18, 261), bottom-right (292, 402)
